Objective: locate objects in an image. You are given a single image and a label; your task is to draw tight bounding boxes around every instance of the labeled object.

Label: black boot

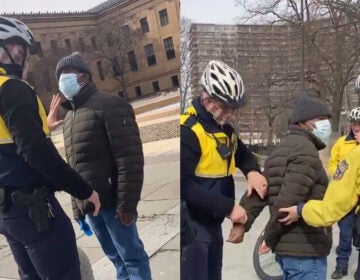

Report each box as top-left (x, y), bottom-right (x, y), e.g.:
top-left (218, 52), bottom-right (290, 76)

top-left (331, 267), bottom-right (348, 279)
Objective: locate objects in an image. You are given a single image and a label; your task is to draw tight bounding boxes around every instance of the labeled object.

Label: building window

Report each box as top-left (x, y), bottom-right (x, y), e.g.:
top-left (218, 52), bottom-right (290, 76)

top-left (97, 61), bottom-right (105, 81)
top-left (122, 25), bottom-right (131, 38)
top-left (50, 40), bottom-right (57, 53)
top-left (127, 51), bottom-right (138, 71)
top-left (163, 37), bottom-right (175, 59)
top-left (107, 32), bottom-right (114, 47)
top-left (32, 42), bottom-right (43, 57)
top-left (79, 38), bottom-right (85, 52)
top-left (112, 58), bottom-right (121, 76)
top-left (159, 9), bottom-right (169, 26)
top-left (152, 80), bottom-right (160, 92)
top-left (144, 44), bottom-right (156, 66)
top-left (135, 86), bottom-right (142, 97)
top-left (64, 39), bottom-right (72, 52)
top-left (171, 75), bottom-right (179, 87)
top-left (91, 37), bottom-right (97, 50)
top-left (140, 17), bottom-right (149, 33)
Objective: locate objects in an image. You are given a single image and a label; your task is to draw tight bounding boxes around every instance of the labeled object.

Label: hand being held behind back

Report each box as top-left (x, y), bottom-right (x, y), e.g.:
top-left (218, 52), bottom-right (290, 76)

top-left (226, 223), bottom-right (245, 244)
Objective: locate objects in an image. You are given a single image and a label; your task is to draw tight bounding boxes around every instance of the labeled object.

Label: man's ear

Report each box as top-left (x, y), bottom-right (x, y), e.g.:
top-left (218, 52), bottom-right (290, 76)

top-left (78, 73), bottom-right (90, 84)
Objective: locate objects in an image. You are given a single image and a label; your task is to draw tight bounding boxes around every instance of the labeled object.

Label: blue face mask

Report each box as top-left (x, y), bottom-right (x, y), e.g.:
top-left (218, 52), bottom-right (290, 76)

top-left (59, 73), bottom-right (83, 100)
top-left (312, 119), bottom-right (332, 145)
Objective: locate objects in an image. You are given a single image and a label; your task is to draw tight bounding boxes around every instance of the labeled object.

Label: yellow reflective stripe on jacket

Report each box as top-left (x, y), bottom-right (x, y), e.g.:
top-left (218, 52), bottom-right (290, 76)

top-left (327, 135), bottom-right (358, 177)
top-left (180, 107), bottom-right (237, 178)
top-left (0, 76), bottom-right (49, 144)
top-left (302, 144), bottom-right (360, 227)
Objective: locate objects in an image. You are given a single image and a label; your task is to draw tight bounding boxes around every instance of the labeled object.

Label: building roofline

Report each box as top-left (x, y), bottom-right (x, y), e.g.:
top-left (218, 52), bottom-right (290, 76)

top-left (0, 0), bottom-right (130, 18)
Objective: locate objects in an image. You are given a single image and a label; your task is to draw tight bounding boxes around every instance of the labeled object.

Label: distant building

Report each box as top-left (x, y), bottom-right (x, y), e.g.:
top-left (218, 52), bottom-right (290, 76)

top-left (2, 0), bottom-right (180, 107)
top-left (189, 23), bottom-right (360, 140)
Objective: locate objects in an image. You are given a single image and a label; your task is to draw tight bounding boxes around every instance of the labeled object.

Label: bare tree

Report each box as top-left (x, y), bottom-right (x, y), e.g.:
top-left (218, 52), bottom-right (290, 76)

top-left (29, 44), bottom-right (71, 110)
top-left (97, 21), bottom-right (143, 100)
top-left (236, 0), bottom-right (360, 131)
top-left (180, 17), bottom-right (192, 113)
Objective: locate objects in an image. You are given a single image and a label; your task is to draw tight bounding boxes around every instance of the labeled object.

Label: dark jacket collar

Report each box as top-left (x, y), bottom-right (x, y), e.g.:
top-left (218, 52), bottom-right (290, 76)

top-left (345, 131), bottom-right (356, 141)
top-left (287, 124), bottom-right (326, 150)
top-left (61, 83), bottom-right (97, 110)
top-left (192, 97), bottom-right (234, 135)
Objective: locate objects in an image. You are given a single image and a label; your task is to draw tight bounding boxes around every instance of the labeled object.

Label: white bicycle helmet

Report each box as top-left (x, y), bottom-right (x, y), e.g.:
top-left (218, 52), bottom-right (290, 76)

top-left (348, 107), bottom-right (360, 121)
top-left (0, 16), bottom-right (35, 46)
top-left (200, 60), bottom-right (246, 108)
top-left (355, 75), bottom-right (360, 94)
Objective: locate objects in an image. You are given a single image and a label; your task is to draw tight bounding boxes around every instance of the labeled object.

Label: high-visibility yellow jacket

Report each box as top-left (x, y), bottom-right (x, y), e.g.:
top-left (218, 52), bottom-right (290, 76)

top-left (327, 134), bottom-right (358, 176)
top-left (180, 99), bottom-right (261, 222)
top-left (303, 144), bottom-right (360, 227)
top-left (0, 75), bottom-right (49, 144)
top-left (0, 72), bottom-right (92, 198)
top-left (180, 106), bottom-right (238, 178)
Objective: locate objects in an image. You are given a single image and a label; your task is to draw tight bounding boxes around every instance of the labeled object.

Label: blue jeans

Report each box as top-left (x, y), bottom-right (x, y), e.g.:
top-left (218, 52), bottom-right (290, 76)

top-left (275, 255), bottom-right (327, 280)
top-left (335, 211), bottom-right (356, 269)
top-left (0, 195), bottom-right (81, 280)
top-left (86, 208), bottom-right (151, 280)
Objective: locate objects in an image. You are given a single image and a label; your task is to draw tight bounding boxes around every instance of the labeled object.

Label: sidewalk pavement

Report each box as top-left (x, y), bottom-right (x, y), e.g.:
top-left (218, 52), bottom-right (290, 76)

top-left (0, 135), bottom-right (180, 280)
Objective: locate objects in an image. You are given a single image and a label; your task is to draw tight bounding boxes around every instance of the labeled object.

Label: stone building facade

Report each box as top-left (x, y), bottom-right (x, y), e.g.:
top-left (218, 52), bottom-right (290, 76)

top-left (2, 0), bottom-right (180, 107)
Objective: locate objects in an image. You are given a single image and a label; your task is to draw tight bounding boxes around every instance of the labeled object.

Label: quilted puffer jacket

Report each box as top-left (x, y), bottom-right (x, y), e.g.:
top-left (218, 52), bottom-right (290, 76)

top-left (62, 83), bottom-right (144, 219)
top-left (241, 125), bottom-right (332, 257)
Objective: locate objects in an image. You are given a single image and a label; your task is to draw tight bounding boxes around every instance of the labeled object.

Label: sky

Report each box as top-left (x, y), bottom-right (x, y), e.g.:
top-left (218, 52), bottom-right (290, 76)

top-left (181, 0), bottom-right (244, 25)
top-left (1, 0), bottom-right (106, 13)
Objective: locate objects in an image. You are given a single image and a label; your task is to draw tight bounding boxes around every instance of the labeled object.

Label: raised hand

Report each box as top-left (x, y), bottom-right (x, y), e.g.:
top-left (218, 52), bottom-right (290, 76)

top-left (47, 94), bottom-right (64, 131)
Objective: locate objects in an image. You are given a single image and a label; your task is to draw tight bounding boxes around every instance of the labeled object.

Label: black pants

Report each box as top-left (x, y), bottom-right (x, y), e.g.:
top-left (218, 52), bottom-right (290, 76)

top-left (181, 219), bottom-right (223, 280)
top-left (355, 250), bottom-right (360, 280)
top-left (0, 194), bottom-right (81, 280)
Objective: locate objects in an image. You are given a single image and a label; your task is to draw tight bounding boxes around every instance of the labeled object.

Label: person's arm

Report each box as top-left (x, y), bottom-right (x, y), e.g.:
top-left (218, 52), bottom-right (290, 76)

top-left (327, 137), bottom-right (341, 177)
top-left (0, 79), bottom-right (93, 200)
top-left (181, 125), bottom-right (235, 216)
top-left (235, 139), bottom-right (267, 199)
top-left (302, 153), bottom-right (360, 227)
top-left (102, 102), bottom-right (144, 215)
top-left (239, 191), bottom-right (267, 231)
top-left (263, 154), bottom-right (318, 248)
